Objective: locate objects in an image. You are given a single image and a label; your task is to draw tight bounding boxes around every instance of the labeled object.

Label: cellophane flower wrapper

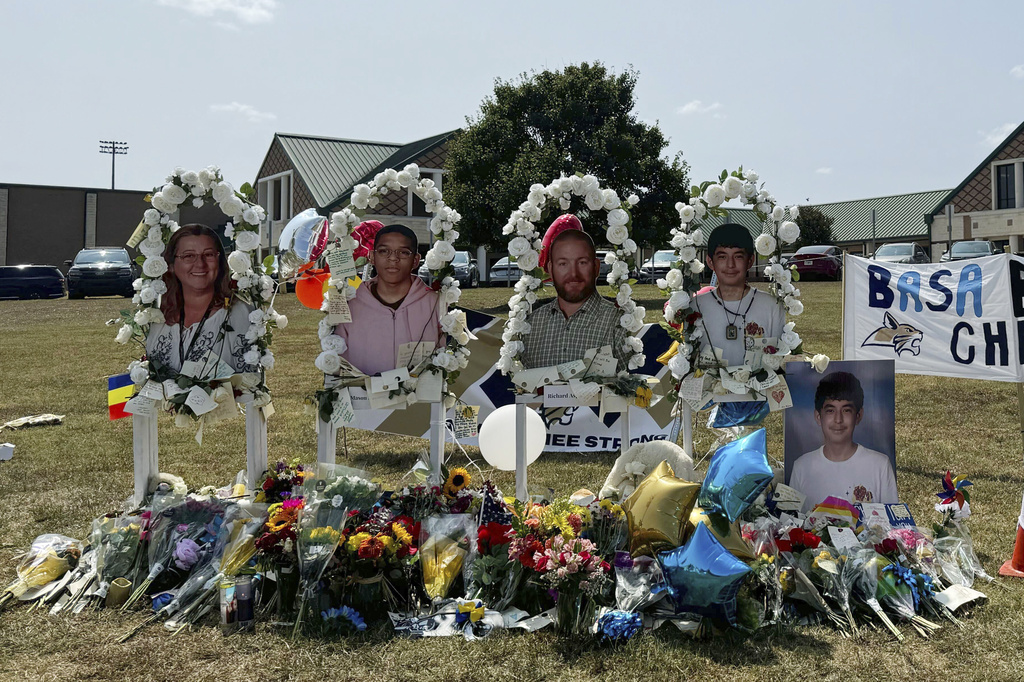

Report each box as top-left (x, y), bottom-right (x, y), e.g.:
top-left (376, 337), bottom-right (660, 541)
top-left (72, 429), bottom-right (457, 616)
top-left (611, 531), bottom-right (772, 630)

top-left (581, 498), bottom-right (628, 560)
top-left (887, 526), bottom-right (942, 585)
top-left (936, 517), bottom-right (992, 583)
top-left (293, 501), bottom-right (349, 637)
top-left (613, 552), bottom-right (665, 613)
top-left (420, 514), bottom-right (472, 601)
top-left (1, 534), bottom-right (83, 604)
top-left (876, 558), bottom-right (918, 622)
top-left (844, 547), bottom-right (902, 639)
top-left (798, 547), bottom-right (854, 629)
top-left (122, 490), bottom-right (185, 608)
top-left (933, 535), bottom-right (977, 587)
top-left (302, 462), bottom-right (381, 515)
top-left (464, 520), bottom-right (521, 611)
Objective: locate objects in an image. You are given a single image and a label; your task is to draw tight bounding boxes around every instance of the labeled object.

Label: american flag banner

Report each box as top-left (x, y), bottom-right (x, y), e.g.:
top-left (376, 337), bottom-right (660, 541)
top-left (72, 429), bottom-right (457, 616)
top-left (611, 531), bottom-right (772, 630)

top-left (348, 308), bottom-right (677, 453)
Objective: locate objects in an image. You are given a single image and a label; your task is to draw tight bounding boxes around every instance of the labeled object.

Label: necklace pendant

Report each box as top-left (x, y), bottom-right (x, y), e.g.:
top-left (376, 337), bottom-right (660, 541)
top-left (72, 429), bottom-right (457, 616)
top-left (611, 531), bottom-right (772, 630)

top-left (726, 324), bottom-right (738, 341)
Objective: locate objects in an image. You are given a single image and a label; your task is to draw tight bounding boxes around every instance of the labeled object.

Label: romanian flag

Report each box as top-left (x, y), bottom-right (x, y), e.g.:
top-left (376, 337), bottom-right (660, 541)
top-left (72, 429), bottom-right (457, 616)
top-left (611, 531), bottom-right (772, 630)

top-left (107, 374), bottom-right (134, 420)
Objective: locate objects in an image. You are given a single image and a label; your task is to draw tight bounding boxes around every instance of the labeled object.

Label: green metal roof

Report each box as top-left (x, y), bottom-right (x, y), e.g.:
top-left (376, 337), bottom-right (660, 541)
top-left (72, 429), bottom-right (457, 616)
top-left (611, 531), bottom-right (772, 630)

top-left (686, 189), bottom-right (950, 245)
top-left (812, 189), bottom-right (950, 243)
top-left (323, 130), bottom-right (459, 212)
top-left (274, 133), bottom-right (402, 209)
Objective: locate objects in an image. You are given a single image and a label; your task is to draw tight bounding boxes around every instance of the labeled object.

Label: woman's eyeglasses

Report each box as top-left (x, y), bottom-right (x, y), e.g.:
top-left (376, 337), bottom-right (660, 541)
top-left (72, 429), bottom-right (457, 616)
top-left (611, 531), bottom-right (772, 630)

top-left (374, 247), bottom-right (415, 261)
top-left (176, 250), bottom-right (220, 264)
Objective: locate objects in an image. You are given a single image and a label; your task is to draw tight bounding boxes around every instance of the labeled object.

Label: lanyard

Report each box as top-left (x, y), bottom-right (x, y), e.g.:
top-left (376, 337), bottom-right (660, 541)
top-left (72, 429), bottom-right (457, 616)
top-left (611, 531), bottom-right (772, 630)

top-left (179, 303), bottom-right (214, 364)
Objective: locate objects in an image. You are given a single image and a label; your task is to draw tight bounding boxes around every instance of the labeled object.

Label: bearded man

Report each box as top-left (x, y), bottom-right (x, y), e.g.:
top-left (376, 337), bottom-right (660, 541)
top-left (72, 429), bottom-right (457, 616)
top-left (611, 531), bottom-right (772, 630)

top-left (520, 214), bottom-right (631, 369)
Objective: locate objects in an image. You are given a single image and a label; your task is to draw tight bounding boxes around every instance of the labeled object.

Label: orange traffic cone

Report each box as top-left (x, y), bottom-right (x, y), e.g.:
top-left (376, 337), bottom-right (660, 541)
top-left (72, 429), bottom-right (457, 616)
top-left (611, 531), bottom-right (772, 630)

top-left (999, 524), bottom-right (1024, 578)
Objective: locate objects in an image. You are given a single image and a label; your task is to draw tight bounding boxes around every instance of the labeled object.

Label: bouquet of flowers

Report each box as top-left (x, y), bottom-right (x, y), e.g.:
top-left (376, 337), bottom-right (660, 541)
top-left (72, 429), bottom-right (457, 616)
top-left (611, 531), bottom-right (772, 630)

top-left (580, 498), bottom-right (628, 559)
top-left (877, 559), bottom-right (941, 637)
top-left (420, 514), bottom-right (472, 602)
top-left (533, 535), bottom-right (612, 636)
top-left (318, 605), bottom-right (367, 636)
top-left (337, 507), bottom-right (420, 613)
top-left (0, 534), bottom-right (83, 611)
top-left (255, 498), bottom-right (303, 621)
top-left (293, 503), bottom-right (346, 639)
top-left (843, 547), bottom-right (903, 641)
top-left (612, 552), bottom-right (666, 613)
top-left (798, 547), bottom-right (856, 632)
top-left (255, 459), bottom-right (310, 504)
top-left (464, 520), bottom-right (519, 611)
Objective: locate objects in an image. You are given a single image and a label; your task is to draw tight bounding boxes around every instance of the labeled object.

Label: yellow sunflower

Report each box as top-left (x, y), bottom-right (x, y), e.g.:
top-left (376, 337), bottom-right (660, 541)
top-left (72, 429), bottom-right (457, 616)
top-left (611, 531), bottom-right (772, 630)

top-left (443, 467), bottom-right (471, 497)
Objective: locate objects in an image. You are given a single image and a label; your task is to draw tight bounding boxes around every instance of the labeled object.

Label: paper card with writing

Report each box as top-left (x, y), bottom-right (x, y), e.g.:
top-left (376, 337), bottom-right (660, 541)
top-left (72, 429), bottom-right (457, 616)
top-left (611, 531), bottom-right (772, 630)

top-left (857, 503), bottom-right (892, 531)
top-left (326, 289), bottom-right (352, 325)
top-left (544, 383), bottom-right (599, 407)
top-left (214, 360), bottom-right (235, 381)
top-left (452, 405), bottom-right (480, 438)
top-left (397, 341), bottom-right (436, 369)
top-left (599, 387), bottom-right (629, 419)
top-left (719, 374), bottom-right (750, 396)
top-left (934, 585), bottom-right (987, 612)
top-left (261, 402), bottom-right (275, 420)
top-left (205, 391), bottom-right (239, 422)
top-left (414, 369), bottom-right (444, 402)
top-left (179, 360), bottom-right (205, 379)
top-left (747, 372), bottom-right (782, 393)
top-left (139, 380), bottom-right (165, 401)
top-left (678, 374), bottom-right (706, 402)
top-left (591, 354), bottom-right (618, 378)
top-left (556, 359), bottom-right (587, 380)
top-left (329, 388), bottom-right (357, 427)
top-left (765, 376), bottom-right (793, 412)
top-left (511, 367), bottom-right (559, 392)
top-left (348, 387), bottom-right (372, 410)
top-left (123, 395), bottom-right (155, 417)
top-left (371, 367), bottom-right (410, 393)
top-left (162, 379), bottom-right (187, 398)
top-left (827, 526), bottom-right (861, 552)
top-left (184, 386), bottom-right (219, 416)
top-left (568, 378), bottom-right (602, 403)
top-left (326, 247), bottom-right (358, 278)
top-left (770, 484), bottom-right (806, 513)
top-left (368, 389), bottom-right (408, 410)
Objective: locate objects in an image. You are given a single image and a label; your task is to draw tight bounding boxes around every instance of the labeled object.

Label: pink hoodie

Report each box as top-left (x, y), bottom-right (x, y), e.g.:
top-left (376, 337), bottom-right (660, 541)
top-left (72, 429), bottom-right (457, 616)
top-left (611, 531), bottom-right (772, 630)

top-left (334, 276), bottom-right (441, 376)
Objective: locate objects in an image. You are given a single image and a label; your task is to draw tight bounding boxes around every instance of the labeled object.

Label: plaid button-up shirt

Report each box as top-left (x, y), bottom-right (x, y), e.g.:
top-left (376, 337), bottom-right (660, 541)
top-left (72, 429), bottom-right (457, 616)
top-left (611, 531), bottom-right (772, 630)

top-left (520, 292), bottom-right (630, 369)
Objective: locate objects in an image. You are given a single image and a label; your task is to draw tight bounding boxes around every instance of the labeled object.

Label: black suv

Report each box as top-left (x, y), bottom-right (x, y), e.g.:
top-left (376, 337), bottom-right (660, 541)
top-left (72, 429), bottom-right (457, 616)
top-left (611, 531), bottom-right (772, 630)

top-left (0, 265), bottom-right (65, 299)
top-left (66, 248), bottom-right (137, 298)
top-left (418, 250), bottom-right (479, 288)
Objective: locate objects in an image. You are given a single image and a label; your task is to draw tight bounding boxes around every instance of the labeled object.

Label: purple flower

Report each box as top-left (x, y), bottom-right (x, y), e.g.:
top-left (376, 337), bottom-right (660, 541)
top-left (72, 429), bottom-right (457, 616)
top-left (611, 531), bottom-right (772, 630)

top-left (173, 538), bottom-right (201, 571)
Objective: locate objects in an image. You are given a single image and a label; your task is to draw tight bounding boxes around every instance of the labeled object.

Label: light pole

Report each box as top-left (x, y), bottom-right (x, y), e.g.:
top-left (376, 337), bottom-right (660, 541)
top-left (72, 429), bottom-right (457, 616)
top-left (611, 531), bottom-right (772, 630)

top-left (99, 140), bottom-right (128, 190)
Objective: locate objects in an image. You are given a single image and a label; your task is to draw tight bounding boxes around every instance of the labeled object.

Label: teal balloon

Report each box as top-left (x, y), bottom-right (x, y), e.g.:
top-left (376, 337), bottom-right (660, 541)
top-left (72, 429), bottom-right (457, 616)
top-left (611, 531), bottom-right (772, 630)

top-left (698, 428), bottom-right (773, 523)
top-left (657, 523), bottom-right (751, 625)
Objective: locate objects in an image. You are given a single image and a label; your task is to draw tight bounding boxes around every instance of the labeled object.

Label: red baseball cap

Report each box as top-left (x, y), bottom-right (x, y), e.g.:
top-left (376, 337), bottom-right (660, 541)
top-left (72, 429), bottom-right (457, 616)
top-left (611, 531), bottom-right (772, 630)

top-left (539, 214), bottom-right (593, 270)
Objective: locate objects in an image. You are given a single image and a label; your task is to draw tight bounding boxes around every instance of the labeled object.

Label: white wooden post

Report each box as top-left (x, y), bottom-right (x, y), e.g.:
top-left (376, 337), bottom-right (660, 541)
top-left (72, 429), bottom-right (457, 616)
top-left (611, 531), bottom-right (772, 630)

top-left (132, 413), bottom-right (158, 507)
top-left (681, 401), bottom-right (694, 457)
top-left (317, 416), bottom-right (337, 465)
top-left (620, 404), bottom-right (631, 456)
top-left (513, 394), bottom-right (541, 501)
top-left (245, 402), bottom-right (268, 492)
top-left (429, 401), bottom-right (445, 485)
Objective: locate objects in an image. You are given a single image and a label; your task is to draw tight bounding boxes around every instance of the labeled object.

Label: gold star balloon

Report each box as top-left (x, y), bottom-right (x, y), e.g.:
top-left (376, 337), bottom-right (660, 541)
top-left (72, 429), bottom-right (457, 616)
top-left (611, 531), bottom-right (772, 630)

top-left (686, 504), bottom-right (754, 561)
top-left (622, 460), bottom-right (700, 557)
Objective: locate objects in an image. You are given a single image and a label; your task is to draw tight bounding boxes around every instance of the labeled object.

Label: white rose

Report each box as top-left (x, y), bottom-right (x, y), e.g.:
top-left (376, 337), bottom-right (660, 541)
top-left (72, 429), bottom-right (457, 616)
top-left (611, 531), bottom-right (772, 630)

top-left (140, 287), bottom-right (158, 304)
top-left (396, 170), bottom-right (413, 187)
top-left (116, 324), bottom-right (133, 344)
top-left (786, 298), bottom-right (805, 315)
top-left (809, 354), bottom-right (830, 373)
top-left (754, 233), bottom-right (777, 256)
top-left (150, 193), bottom-right (174, 214)
top-left (763, 353), bottom-right (785, 370)
top-left (778, 221), bottom-right (800, 244)
top-left (143, 209), bottom-right (161, 226)
top-left (146, 226), bottom-right (162, 242)
top-left (628, 353), bottom-right (646, 370)
top-left (226, 251), bottom-right (250, 275)
top-left (134, 309), bottom-right (149, 325)
top-left (508, 236), bottom-right (531, 258)
top-left (234, 230), bottom-right (259, 253)
top-left (722, 176), bottom-right (743, 199)
top-left (243, 349), bottom-right (261, 366)
top-left (668, 290), bottom-right (690, 313)
top-left (242, 207), bottom-right (260, 225)
top-left (694, 202), bottom-right (707, 219)
top-left (147, 308), bottom-right (165, 325)
top-left (162, 183), bottom-right (188, 205)
top-left (142, 257), bottom-right (168, 278)
top-left (221, 195), bottom-right (246, 218)
top-left (746, 170), bottom-right (759, 183)
top-left (771, 206), bottom-right (785, 221)
top-left (424, 251), bottom-right (443, 271)
top-left (665, 268), bottom-right (683, 289)
top-left (703, 184), bottom-right (726, 207)
top-left (320, 335), bottom-right (346, 355)
top-left (668, 353), bottom-right (691, 378)
top-left (655, 278), bottom-right (668, 290)
top-left (139, 238), bottom-right (164, 258)
top-left (689, 260), bottom-right (705, 274)
top-left (132, 278), bottom-right (145, 291)
top-left (248, 310), bottom-right (266, 325)
top-left (606, 224), bottom-right (629, 245)
top-left (516, 250), bottom-right (539, 271)
top-left (584, 191), bottom-right (604, 211)
top-left (679, 246), bottom-right (697, 262)
top-left (628, 194), bottom-right (639, 206)
top-left (192, 198), bottom-right (204, 208)
top-left (261, 351), bottom-right (275, 370)
top-left (732, 367), bottom-right (751, 384)
top-left (129, 360), bottom-right (150, 384)
top-left (601, 188), bottom-right (620, 210)
top-left (781, 329), bottom-right (801, 349)
top-left (742, 181), bottom-right (757, 199)
top-left (607, 208), bottom-right (629, 227)
top-left (442, 286), bottom-right (462, 305)
top-left (211, 181), bottom-right (233, 204)
top-left (318, 318), bottom-right (334, 339)
top-left (274, 313), bottom-right (288, 329)
top-left (623, 238), bottom-right (637, 254)
top-left (678, 205), bottom-right (695, 223)
top-left (789, 205), bottom-right (800, 220)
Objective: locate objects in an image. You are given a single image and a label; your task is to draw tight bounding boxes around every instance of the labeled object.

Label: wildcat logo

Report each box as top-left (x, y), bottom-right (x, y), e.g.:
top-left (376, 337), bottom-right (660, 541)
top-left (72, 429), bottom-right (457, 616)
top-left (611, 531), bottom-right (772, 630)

top-left (862, 312), bottom-right (923, 356)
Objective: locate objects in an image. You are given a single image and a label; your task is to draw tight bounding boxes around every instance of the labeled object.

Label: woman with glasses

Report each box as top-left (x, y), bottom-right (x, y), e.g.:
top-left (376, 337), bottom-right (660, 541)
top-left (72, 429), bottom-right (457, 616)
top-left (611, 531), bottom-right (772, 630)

top-left (145, 223), bottom-right (254, 376)
top-left (333, 223), bottom-right (441, 376)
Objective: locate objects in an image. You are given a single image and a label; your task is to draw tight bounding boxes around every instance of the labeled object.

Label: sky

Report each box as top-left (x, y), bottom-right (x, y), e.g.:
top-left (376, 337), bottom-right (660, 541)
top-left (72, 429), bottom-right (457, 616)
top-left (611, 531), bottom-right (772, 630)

top-left (2, 0), bottom-right (1023, 205)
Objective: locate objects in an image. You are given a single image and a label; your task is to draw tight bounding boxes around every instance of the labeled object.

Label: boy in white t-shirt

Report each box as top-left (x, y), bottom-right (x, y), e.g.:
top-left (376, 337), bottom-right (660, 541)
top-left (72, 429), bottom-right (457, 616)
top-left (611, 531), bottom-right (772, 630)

top-left (790, 371), bottom-right (898, 511)
top-left (692, 223), bottom-right (784, 367)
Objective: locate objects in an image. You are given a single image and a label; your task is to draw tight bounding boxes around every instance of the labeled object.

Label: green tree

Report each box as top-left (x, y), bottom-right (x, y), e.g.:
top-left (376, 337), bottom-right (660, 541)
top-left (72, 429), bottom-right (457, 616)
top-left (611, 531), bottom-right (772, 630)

top-left (444, 62), bottom-right (690, 253)
top-left (793, 205), bottom-right (834, 249)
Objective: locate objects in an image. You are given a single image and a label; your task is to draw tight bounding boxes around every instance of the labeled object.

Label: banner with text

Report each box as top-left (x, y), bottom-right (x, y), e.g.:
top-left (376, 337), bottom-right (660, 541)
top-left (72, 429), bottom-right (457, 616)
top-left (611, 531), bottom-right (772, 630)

top-left (842, 253), bottom-right (1024, 382)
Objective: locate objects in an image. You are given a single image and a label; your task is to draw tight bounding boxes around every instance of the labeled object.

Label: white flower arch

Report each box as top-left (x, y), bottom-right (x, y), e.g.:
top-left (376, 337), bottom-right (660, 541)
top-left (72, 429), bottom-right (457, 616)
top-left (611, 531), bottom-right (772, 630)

top-left (660, 168), bottom-right (816, 400)
top-left (497, 173), bottom-right (645, 375)
top-left (114, 166), bottom-right (281, 407)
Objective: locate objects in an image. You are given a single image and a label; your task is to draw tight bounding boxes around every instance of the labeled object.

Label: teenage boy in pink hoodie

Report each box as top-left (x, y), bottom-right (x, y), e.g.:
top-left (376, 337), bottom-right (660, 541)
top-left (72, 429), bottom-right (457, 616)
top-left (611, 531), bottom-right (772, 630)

top-left (335, 224), bottom-right (441, 375)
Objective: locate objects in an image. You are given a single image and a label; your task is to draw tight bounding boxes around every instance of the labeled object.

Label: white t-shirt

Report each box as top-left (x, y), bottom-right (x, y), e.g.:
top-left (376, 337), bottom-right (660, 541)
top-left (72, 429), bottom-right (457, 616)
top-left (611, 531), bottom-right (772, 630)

top-left (693, 287), bottom-right (784, 367)
top-left (790, 444), bottom-right (898, 512)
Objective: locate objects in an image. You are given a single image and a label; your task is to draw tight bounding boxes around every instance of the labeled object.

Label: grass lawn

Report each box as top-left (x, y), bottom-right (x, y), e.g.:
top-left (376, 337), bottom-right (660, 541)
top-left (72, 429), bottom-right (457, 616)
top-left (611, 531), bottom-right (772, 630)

top-left (1, 282), bottom-right (1022, 681)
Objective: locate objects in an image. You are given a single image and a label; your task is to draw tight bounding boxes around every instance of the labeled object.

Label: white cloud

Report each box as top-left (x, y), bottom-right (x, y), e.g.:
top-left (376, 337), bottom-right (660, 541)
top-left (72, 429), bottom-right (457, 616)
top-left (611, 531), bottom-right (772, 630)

top-left (158, 0), bottom-right (276, 24)
top-left (214, 21), bottom-right (241, 32)
top-left (210, 102), bottom-right (277, 124)
top-left (1011, 64), bottom-right (1024, 79)
top-left (677, 100), bottom-right (722, 116)
top-left (979, 122), bottom-right (1016, 147)
top-left (815, 167), bottom-right (833, 175)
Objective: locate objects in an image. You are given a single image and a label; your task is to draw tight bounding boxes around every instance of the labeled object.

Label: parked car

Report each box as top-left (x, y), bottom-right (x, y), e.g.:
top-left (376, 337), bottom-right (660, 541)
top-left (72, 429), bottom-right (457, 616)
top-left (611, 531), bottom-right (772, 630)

top-left (780, 252), bottom-right (796, 267)
top-left (65, 247), bottom-right (137, 298)
top-left (872, 242), bottom-right (930, 264)
top-left (594, 250), bottom-right (613, 282)
top-left (486, 257), bottom-right (518, 286)
top-left (418, 250), bottom-right (479, 288)
top-left (940, 240), bottom-right (1002, 262)
top-left (637, 250), bottom-right (676, 284)
top-left (0, 264), bottom-right (65, 299)
top-left (791, 245), bottom-right (843, 280)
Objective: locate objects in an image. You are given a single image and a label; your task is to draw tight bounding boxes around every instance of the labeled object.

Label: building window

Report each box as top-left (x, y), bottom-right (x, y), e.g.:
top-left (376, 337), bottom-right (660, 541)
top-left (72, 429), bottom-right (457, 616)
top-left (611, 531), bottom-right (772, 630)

top-left (996, 163), bottom-right (1015, 209)
top-left (408, 170), bottom-right (442, 217)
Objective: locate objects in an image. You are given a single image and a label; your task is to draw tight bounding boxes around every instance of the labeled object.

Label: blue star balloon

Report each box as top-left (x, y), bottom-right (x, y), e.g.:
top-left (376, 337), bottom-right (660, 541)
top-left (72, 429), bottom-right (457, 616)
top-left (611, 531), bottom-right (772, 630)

top-left (698, 428), bottom-right (773, 523)
top-left (657, 523), bottom-right (752, 626)
top-left (709, 401), bottom-right (770, 429)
